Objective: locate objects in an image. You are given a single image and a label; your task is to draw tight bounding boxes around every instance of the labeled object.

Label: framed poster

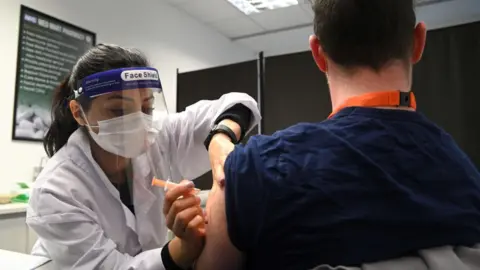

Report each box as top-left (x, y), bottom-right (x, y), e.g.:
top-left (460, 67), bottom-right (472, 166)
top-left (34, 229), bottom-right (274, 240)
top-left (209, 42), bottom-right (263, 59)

top-left (12, 5), bottom-right (96, 142)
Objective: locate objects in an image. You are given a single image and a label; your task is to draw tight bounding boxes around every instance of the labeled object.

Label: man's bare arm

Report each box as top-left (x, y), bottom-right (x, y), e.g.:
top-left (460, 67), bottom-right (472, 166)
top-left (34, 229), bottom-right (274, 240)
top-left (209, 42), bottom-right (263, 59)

top-left (194, 182), bottom-right (243, 270)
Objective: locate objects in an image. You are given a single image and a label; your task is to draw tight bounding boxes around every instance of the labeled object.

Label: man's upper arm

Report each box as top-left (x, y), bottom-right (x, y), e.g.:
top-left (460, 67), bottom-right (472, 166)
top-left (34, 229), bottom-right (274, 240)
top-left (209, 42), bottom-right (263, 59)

top-left (195, 138), bottom-right (270, 270)
top-left (194, 181), bottom-right (243, 270)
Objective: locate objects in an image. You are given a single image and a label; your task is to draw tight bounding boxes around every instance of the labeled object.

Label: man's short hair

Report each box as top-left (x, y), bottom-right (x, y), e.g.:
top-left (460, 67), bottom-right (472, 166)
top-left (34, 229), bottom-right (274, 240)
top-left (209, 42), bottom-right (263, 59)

top-left (311, 0), bottom-right (417, 71)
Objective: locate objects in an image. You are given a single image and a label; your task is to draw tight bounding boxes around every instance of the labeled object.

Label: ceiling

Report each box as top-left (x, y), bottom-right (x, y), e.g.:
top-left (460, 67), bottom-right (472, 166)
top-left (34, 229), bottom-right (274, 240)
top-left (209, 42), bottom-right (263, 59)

top-left (165, 0), bottom-right (455, 41)
top-left (164, 0), bottom-right (314, 40)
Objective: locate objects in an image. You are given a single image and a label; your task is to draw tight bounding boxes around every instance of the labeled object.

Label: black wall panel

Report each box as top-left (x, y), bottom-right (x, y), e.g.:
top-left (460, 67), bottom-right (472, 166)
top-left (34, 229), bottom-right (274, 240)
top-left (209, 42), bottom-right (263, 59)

top-left (412, 21), bottom-right (480, 168)
top-left (176, 60), bottom-right (258, 189)
top-left (263, 51), bottom-right (331, 135)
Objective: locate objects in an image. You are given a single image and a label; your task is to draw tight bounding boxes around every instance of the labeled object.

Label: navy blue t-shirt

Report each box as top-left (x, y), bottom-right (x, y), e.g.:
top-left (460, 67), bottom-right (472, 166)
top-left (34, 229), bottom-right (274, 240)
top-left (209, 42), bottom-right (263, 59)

top-left (224, 107), bottom-right (480, 270)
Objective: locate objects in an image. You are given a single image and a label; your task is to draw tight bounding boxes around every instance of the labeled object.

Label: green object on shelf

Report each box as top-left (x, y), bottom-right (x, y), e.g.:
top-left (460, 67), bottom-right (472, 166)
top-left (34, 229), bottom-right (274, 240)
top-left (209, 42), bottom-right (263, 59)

top-left (11, 193), bottom-right (29, 203)
top-left (17, 182), bottom-right (29, 189)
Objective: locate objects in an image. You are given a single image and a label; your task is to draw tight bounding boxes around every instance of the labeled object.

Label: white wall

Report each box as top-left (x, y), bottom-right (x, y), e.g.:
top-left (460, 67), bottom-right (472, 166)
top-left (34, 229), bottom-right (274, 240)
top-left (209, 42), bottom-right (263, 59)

top-left (236, 0), bottom-right (480, 56)
top-left (0, 0), bottom-right (255, 186)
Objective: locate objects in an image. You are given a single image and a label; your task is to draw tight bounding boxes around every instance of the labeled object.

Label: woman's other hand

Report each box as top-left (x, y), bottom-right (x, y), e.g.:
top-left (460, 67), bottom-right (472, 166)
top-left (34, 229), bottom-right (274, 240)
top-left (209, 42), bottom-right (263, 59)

top-left (163, 180), bottom-right (205, 268)
top-left (209, 131), bottom-right (236, 186)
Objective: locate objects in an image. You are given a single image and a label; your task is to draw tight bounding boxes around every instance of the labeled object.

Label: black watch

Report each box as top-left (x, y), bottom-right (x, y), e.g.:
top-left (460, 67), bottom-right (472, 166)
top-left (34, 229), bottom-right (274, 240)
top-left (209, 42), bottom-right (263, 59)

top-left (204, 124), bottom-right (239, 150)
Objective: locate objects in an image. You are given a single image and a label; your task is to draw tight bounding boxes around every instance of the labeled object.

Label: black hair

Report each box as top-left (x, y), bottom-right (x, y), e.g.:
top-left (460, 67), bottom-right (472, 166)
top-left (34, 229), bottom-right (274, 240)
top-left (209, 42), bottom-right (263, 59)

top-left (311, 0), bottom-right (417, 71)
top-left (44, 44), bottom-right (150, 157)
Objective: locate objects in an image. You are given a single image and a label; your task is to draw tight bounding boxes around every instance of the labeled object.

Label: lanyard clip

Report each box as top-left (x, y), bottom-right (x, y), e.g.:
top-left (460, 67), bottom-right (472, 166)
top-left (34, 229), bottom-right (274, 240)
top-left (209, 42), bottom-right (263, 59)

top-left (398, 91), bottom-right (411, 107)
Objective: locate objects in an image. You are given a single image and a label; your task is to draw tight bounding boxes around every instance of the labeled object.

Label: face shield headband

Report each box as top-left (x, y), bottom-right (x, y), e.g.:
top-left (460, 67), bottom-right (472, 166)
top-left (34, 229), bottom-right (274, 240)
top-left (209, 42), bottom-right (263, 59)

top-left (72, 67), bottom-right (163, 159)
top-left (73, 67), bottom-right (162, 98)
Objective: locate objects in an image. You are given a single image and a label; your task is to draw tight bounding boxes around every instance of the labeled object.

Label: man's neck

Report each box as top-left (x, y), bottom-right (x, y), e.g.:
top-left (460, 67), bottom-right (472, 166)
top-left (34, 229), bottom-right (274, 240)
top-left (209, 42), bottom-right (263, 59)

top-left (328, 62), bottom-right (412, 110)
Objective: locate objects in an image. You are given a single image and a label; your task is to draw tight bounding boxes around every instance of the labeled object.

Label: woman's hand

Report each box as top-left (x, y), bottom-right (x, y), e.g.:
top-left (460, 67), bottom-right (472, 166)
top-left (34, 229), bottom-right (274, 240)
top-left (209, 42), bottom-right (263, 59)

top-left (209, 133), bottom-right (235, 186)
top-left (163, 180), bottom-right (205, 268)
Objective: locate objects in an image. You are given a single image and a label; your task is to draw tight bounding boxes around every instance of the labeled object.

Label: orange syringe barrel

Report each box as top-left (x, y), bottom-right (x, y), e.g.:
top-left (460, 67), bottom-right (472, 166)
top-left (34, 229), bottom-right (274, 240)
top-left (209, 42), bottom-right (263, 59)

top-left (151, 178), bottom-right (201, 195)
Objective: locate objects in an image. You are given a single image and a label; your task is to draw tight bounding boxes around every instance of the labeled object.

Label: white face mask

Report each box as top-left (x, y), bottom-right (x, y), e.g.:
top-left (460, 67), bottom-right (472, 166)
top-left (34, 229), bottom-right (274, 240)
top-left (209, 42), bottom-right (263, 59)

top-left (85, 111), bottom-right (158, 158)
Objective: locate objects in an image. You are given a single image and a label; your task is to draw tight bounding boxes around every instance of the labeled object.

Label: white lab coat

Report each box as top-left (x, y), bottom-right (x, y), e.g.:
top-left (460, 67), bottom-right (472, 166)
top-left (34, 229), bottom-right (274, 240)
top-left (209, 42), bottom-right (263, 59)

top-left (26, 93), bottom-right (261, 270)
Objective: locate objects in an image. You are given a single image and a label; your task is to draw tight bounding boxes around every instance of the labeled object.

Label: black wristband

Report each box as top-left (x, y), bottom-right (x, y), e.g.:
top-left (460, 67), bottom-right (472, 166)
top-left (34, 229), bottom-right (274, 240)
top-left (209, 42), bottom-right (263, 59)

top-left (161, 241), bottom-right (186, 270)
top-left (215, 113), bottom-right (246, 141)
top-left (214, 104), bottom-right (252, 141)
top-left (204, 124), bottom-right (238, 151)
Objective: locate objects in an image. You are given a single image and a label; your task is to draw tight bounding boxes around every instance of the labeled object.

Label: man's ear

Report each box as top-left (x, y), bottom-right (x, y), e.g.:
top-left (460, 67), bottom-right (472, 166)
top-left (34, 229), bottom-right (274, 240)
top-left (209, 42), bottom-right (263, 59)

top-left (412, 22), bottom-right (427, 64)
top-left (309, 35), bottom-right (328, 73)
top-left (69, 100), bottom-right (87, 126)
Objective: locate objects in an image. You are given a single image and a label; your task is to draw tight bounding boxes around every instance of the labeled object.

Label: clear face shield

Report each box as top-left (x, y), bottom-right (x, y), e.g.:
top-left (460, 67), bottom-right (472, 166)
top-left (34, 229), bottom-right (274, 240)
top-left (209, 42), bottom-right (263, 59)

top-left (74, 67), bottom-right (171, 187)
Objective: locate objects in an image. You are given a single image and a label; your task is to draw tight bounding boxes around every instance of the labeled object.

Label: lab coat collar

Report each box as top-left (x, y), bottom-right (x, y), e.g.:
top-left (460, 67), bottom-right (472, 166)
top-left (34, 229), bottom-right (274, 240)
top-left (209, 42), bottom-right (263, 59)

top-left (67, 130), bottom-right (121, 202)
top-left (67, 130), bottom-right (158, 234)
top-left (132, 154), bottom-right (161, 249)
top-left (131, 154), bottom-right (157, 214)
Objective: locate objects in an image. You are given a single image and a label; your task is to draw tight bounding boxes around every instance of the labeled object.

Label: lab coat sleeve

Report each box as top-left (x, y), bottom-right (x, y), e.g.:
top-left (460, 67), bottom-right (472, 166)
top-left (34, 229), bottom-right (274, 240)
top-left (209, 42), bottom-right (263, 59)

top-left (27, 191), bottom-right (166, 270)
top-left (165, 92), bottom-right (261, 180)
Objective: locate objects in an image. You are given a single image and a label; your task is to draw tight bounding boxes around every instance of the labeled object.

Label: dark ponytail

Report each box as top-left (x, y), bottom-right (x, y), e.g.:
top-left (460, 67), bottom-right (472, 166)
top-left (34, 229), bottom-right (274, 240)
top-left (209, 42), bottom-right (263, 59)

top-left (43, 44), bottom-right (150, 157)
top-left (43, 74), bottom-right (80, 157)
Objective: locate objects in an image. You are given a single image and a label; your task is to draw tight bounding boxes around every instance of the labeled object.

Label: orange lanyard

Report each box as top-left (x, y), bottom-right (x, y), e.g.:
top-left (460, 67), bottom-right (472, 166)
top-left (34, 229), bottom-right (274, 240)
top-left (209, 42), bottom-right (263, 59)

top-left (328, 90), bottom-right (417, 119)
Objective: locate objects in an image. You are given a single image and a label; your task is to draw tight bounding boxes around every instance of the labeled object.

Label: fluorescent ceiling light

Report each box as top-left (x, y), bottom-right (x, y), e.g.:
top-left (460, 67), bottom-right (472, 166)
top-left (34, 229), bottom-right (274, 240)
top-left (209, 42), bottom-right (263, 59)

top-left (227, 0), bottom-right (299, 15)
top-left (415, 0), bottom-right (454, 6)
